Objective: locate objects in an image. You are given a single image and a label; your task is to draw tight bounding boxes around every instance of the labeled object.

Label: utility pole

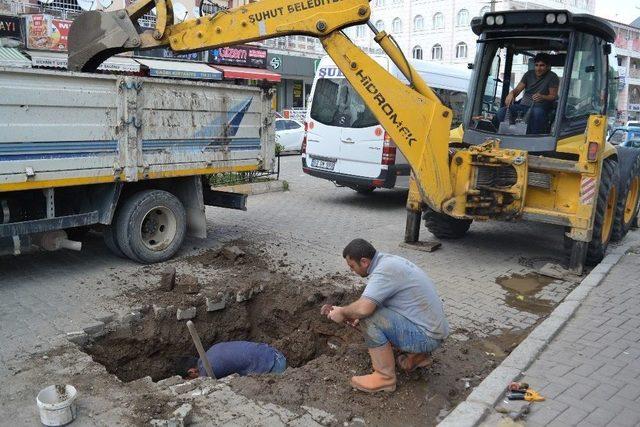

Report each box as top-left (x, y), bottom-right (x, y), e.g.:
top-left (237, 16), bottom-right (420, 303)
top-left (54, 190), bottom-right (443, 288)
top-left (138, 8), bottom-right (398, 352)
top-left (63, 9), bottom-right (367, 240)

top-left (490, 0), bottom-right (497, 12)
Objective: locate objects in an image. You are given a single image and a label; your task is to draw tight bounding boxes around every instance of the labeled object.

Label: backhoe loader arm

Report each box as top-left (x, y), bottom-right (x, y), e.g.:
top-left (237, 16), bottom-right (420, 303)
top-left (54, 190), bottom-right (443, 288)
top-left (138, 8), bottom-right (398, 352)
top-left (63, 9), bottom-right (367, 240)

top-left (68, 0), bottom-right (454, 209)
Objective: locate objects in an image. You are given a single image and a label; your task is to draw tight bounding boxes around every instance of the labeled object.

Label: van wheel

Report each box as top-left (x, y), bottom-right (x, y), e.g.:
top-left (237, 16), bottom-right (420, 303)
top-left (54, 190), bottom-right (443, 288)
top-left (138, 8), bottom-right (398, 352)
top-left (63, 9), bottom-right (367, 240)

top-left (354, 186), bottom-right (375, 195)
top-left (423, 207), bottom-right (472, 239)
top-left (612, 155), bottom-right (640, 241)
top-left (115, 190), bottom-right (187, 264)
top-left (586, 158), bottom-right (619, 265)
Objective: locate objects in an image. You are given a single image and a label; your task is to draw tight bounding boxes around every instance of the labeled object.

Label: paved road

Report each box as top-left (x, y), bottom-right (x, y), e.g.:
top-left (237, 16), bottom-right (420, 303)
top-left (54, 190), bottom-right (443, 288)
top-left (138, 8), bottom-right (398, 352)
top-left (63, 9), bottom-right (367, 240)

top-left (1, 155), bottom-right (585, 411)
top-left (505, 250), bottom-right (640, 427)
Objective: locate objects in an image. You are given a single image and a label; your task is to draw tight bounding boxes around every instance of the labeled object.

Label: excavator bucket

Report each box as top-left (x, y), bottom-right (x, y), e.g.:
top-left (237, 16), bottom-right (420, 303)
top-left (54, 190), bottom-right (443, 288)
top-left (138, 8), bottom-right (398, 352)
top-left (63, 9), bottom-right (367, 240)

top-left (68, 10), bottom-right (140, 72)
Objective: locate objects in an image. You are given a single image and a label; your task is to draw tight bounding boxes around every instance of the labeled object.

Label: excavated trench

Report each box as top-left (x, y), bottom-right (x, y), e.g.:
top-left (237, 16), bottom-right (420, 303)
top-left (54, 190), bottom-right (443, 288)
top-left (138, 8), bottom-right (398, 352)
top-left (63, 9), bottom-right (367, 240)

top-left (82, 282), bottom-right (359, 383)
top-left (78, 247), bottom-right (537, 425)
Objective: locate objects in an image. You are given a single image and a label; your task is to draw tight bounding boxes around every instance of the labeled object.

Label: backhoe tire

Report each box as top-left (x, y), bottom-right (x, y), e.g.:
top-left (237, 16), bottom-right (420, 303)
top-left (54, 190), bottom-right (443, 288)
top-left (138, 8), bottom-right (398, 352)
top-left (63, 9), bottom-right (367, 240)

top-left (423, 207), bottom-right (472, 239)
top-left (612, 154), bottom-right (640, 241)
top-left (115, 190), bottom-right (186, 264)
top-left (586, 158), bottom-right (619, 265)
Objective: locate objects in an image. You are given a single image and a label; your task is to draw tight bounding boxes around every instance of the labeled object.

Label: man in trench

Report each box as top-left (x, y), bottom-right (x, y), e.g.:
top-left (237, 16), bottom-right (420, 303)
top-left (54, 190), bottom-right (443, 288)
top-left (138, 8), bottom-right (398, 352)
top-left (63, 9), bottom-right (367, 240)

top-left (176, 341), bottom-right (287, 379)
top-left (321, 238), bottom-right (449, 393)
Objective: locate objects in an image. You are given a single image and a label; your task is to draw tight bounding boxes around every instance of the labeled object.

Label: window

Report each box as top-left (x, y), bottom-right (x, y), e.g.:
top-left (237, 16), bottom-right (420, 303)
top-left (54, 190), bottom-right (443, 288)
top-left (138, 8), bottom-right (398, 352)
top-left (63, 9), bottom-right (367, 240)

top-left (356, 25), bottom-right (365, 38)
top-left (275, 120), bottom-right (286, 131)
top-left (413, 45), bottom-right (423, 60)
top-left (479, 6), bottom-right (490, 17)
top-left (432, 44), bottom-right (443, 60)
top-left (456, 42), bottom-right (467, 58)
top-left (457, 9), bottom-right (469, 27)
top-left (375, 20), bottom-right (385, 31)
top-left (310, 79), bottom-right (378, 128)
top-left (414, 15), bottom-right (424, 31)
top-left (285, 120), bottom-right (302, 130)
top-left (392, 18), bottom-right (402, 33)
top-left (433, 12), bottom-right (444, 30)
top-left (565, 33), bottom-right (607, 119)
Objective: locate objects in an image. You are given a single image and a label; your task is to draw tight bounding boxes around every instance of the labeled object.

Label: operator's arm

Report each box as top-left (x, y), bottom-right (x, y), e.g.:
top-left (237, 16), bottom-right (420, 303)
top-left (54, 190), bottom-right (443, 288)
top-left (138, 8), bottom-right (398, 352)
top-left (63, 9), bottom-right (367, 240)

top-left (505, 81), bottom-right (526, 106)
top-left (532, 86), bottom-right (558, 103)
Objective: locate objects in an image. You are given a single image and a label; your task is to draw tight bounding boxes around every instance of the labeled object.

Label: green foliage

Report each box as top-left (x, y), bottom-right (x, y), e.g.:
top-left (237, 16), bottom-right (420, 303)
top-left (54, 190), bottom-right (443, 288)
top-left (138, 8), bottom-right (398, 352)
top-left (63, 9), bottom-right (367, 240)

top-left (275, 142), bottom-right (285, 156)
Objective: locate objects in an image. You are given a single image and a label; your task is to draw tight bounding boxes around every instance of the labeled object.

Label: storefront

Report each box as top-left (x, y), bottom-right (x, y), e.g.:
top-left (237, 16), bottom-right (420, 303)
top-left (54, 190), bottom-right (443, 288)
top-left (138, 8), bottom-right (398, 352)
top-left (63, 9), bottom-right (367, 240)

top-left (208, 44), bottom-right (280, 85)
top-left (0, 14), bottom-right (31, 68)
top-left (266, 52), bottom-right (318, 112)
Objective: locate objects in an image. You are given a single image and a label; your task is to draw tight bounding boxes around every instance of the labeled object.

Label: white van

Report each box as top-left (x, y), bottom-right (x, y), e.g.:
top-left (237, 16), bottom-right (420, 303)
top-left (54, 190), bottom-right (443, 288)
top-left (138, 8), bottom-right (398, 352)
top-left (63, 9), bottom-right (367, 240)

top-left (302, 55), bottom-right (470, 193)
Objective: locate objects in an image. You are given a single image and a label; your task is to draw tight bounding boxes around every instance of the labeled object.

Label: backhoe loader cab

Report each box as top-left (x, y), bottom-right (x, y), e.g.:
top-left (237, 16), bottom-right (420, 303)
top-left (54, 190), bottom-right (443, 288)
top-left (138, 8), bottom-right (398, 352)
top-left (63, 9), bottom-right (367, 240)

top-left (464, 10), bottom-right (615, 151)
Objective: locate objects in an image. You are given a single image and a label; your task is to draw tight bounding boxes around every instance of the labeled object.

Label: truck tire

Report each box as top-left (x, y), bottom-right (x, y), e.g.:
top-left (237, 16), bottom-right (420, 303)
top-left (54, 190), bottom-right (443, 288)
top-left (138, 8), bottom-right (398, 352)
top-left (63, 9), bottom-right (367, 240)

top-left (103, 225), bottom-right (125, 258)
top-left (586, 158), bottom-right (619, 265)
top-left (115, 190), bottom-right (187, 264)
top-left (423, 207), bottom-right (472, 239)
top-left (612, 153), bottom-right (640, 241)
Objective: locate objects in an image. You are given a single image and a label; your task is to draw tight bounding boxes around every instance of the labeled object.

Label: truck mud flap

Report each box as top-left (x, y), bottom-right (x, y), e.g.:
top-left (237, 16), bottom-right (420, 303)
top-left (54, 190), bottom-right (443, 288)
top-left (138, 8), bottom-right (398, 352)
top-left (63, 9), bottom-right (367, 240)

top-left (202, 187), bottom-right (247, 211)
top-left (0, 211), bottom-right (100, 238)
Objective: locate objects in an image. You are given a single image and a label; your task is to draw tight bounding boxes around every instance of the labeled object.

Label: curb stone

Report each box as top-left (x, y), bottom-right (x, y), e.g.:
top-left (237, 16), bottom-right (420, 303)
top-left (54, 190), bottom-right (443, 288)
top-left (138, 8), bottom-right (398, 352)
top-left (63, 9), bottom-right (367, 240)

top-left (213, 180), bottom-right (286, 196)
top-left (437, 238), bottom-right (638, 427)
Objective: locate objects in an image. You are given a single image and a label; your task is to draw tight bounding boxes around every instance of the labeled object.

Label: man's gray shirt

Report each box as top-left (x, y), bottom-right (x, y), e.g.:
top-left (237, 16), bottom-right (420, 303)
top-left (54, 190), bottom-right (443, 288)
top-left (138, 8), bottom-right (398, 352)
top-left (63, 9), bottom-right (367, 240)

top-left (519, 69), bottom-right (559, 107)
top-left (362, 252), bottom-right (449, 340)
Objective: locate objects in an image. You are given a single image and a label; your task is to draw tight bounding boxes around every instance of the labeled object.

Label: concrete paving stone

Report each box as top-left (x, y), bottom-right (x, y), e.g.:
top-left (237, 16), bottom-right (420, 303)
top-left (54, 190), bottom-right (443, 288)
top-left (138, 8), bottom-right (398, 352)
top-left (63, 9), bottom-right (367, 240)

top-left (563, 382), bottom-right (597, 400)
top-left (526, 403), bottom-right (567, 426)
top-left (587, 383), bottom-right (619, 401)
top-left (607, 409), bottom-right (640, 427)
top-left (615, 383), bottom-right (640, 402)
top-left (582, 407), bottom-right (617, 426)
top-left (539, 381), bottom-right (574, 400)
top-left (552, 406), bottom-right (591, 426)
top-left (554, 393), bottom-right (598, 414)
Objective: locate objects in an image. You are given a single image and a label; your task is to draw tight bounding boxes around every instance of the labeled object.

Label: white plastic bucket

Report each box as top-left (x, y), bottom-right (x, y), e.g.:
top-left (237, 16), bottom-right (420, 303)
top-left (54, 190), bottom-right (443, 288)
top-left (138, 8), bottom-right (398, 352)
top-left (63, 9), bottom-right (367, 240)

top-left (36, 385), bottom-right (78, 426)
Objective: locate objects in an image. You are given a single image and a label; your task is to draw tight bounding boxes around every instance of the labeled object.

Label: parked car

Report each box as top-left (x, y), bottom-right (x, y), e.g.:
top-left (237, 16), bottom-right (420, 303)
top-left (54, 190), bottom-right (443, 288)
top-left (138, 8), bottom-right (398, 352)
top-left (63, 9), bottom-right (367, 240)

top-left (275, 118), bottom-right (305, 153)
top-left (608, 126), bottom-right (640, 147)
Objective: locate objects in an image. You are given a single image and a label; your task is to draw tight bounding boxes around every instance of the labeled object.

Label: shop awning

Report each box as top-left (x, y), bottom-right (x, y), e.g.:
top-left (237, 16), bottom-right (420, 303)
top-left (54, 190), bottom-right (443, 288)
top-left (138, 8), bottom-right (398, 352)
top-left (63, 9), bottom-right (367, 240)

top-left (135, 58), bottom-right (222, 80)
top-left (212, 65), bottom-right (281, 82)
top-left (26, 51), bottom-right (140, 72)
top-left (0, 47), bottom-right (31, 68)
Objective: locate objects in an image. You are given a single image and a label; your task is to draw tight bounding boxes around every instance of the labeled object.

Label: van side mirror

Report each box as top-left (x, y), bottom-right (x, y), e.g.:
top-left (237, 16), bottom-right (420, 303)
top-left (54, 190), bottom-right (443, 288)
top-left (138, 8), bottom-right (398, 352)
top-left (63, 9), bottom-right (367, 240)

top-left (585, 65), bottom-right (595, 73)
top-left (467, 63), bottom-right (474, 69)
top-left (604, 44), bottom-right (611, 55)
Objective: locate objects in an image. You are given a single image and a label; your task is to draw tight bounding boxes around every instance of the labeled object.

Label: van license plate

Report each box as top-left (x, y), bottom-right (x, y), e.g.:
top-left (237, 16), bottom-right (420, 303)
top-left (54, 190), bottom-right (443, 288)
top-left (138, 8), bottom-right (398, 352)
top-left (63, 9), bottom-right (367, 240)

top-left (311, 159), bottom-right (335, 171)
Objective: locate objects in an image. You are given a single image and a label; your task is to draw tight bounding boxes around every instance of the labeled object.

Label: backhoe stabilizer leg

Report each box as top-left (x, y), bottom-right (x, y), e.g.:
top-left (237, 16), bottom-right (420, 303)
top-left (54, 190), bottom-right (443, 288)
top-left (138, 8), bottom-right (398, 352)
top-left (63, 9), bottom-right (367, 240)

top-left (405, 210), bottom-right (421, 243)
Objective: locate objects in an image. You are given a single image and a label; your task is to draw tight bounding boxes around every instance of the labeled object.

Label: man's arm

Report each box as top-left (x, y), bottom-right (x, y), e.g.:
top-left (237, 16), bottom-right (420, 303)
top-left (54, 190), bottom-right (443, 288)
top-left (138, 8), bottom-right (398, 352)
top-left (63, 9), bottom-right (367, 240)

top-left (322, 298), bottom-right (377, 324)
top-left (505, 81), bottom-right (526, 106)
top-left (533, 86), bottom-right (558, 103)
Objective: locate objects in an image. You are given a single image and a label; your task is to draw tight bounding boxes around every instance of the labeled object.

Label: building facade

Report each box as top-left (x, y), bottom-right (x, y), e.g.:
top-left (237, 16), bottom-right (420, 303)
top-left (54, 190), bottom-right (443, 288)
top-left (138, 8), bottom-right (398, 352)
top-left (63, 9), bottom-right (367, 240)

top-left (611, 19), bottom-right (640, 123)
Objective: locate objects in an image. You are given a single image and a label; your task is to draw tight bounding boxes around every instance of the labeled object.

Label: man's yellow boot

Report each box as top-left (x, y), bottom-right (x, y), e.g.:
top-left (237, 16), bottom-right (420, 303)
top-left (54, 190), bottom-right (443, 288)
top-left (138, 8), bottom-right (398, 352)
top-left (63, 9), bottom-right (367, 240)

top-left (350, 343), bottom-right (396, 393)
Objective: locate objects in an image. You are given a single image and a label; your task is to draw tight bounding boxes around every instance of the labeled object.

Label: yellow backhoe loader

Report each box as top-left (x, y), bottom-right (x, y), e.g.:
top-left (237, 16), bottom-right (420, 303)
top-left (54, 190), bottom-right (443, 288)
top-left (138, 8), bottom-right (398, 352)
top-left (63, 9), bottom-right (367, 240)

top-left (67, 1), bottom-right (640, 274)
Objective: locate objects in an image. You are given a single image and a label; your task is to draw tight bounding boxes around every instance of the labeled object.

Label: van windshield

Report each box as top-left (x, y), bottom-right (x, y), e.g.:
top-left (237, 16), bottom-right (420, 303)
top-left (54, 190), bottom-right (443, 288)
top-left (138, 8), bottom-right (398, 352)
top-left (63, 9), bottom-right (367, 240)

top-left (310, 78), bottom-right (378, 128)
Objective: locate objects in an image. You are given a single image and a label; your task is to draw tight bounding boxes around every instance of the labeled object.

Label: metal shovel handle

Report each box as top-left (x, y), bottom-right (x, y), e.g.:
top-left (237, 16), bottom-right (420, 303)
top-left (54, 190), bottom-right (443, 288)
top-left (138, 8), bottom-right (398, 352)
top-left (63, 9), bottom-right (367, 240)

top-left (186, 320), bottom-right (216, 379)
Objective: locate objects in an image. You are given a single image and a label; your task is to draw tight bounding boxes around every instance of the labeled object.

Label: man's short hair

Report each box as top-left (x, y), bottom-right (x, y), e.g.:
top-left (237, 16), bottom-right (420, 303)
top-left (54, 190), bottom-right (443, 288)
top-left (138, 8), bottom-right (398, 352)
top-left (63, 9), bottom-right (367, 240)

top-left (342, 238), bottom-right (376, 261)
top-left (533, 52), bottom-right (551, 65)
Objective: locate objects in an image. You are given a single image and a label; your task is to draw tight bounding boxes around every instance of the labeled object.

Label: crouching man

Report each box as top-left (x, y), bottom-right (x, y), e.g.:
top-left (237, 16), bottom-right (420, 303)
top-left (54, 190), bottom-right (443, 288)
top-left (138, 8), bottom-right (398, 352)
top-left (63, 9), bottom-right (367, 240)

top-left (321, 238), bottom-right (449, 393)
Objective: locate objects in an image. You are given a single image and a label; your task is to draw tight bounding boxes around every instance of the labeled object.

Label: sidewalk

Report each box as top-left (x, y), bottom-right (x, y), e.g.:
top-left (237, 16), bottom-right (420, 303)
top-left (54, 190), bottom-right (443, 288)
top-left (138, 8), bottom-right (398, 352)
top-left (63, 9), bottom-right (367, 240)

top-left (514, 249), bottom-right (640, 426)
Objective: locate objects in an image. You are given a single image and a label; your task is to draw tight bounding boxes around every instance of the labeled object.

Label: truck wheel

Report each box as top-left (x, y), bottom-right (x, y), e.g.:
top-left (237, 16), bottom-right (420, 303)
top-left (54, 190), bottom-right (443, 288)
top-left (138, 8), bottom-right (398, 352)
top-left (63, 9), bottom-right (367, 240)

top-left (586, 158), bottom-right (619, 265)
top-left (115, 190), bottom-right (187, 264)
top-left (612, 155), bottom-right (640, 241)
top-left (423, 207), bottom-right (472, 239)
top-left (103, 225), bottom-right (125, 258)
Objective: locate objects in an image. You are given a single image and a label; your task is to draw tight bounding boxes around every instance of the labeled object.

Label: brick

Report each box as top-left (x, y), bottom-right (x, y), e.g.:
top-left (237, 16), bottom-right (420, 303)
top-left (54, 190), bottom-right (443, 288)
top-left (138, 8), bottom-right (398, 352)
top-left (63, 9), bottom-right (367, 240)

top-left (607, 409), bottom-right (640, 427)
top-left (206, 294), bottom-right (226, 312)
top-left (176, 307), bottom-right (197, 320)
top-left (159, 266), bottom-right (176, 291)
